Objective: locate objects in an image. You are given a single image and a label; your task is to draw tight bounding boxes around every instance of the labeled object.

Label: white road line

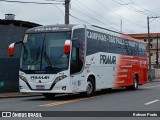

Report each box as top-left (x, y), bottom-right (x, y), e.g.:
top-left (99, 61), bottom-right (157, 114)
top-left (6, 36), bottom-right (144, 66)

top-left (144, 99), bottom-right (159, 105)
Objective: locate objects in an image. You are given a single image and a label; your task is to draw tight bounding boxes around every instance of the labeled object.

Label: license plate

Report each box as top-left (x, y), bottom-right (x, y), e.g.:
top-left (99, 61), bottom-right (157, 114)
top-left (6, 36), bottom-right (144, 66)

top-left (36, 85), bottom-right (45, 90)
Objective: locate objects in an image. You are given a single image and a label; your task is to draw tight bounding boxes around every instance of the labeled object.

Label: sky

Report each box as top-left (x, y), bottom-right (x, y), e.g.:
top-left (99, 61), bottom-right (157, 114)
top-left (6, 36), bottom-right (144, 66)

top-left (0, 0), bottom-right (160, 34)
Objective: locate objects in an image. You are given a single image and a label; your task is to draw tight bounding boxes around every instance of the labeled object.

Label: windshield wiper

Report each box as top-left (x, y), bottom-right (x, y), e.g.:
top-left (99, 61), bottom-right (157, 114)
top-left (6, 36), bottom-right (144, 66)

top-left (43, 51), bottom-right (62, 71)
top-left (36, 46), bottom-right (41, 61)
top-left (31, 61), bottom-right (41, 65)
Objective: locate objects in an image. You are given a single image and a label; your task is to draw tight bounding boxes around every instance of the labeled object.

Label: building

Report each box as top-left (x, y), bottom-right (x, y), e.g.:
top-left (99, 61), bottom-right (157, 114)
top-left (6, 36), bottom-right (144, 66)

top-left (0, 14), bottom-right (41, 93)
top-left (129, 33), bottom-right (160, 78)
top-left (0, 14), bottom-right (41, 58)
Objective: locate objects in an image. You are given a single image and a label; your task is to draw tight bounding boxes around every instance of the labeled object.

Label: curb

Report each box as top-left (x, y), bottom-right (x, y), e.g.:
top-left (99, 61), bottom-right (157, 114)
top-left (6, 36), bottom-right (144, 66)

top-left (0, 93), bottom-right (42, 99)
top-left (148, 80), bottom-right (160, 83)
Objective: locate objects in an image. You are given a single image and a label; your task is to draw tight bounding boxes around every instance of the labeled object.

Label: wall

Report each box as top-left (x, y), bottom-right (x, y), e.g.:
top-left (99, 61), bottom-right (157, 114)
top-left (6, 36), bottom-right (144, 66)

top-left (0, 25), bottom-right (28, 93)
top-left (0, 58), bottom-right (19, 92)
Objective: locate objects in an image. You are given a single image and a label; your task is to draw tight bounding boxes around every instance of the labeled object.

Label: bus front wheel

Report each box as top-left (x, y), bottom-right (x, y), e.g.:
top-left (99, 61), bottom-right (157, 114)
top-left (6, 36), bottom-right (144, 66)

top-left (85, 78), bottom-right (95, 96)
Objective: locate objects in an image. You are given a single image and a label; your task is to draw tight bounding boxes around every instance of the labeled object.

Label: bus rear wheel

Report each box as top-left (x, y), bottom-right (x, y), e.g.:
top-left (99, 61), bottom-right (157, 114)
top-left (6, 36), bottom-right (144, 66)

top-left (126, 75), bottom-right (138, 90)
top-left (43, 93), bottom-right (56, 99)
top-left (133, 75), bottom-right (138, 90)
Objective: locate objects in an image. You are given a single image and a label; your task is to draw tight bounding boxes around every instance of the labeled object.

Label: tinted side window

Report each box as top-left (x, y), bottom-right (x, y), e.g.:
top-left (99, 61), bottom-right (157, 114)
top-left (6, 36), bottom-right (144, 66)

top-left (87, 39), bottom-right (100, 55)
top-left (86, 29), bottom-right (147, 58)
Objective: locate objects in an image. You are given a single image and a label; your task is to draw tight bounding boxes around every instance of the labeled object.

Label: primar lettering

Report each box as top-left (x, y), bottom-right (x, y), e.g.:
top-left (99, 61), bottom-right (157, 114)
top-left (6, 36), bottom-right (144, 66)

top-left (100, 55), bottom-right (116, 64)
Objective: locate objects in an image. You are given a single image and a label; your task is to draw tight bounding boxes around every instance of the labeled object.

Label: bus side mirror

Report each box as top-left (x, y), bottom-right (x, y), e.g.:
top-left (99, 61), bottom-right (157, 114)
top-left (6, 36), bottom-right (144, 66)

top-left (8, 43), bottom-right (15, 57)
top-left (8, 41), bottom-right (22, 57)
top-left (64, 40), bottom-right (71, 54)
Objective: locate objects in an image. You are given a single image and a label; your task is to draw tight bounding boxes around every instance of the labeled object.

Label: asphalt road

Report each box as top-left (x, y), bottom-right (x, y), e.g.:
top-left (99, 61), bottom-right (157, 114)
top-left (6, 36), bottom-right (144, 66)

top-left (0, 81), bottom-right (160, 120)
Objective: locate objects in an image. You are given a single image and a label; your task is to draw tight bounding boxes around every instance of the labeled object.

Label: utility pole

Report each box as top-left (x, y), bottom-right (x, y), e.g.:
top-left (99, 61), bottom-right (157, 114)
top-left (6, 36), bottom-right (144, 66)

top-left (147, 16), bottom-right (160, 80)
top-left (156, 34), bottom-right (159, 65)
top-left (65, 0), bottom-right (70, 24)
top-left (147, 16), bottom-right (152, 79)
top-left (120, 19), bottom-right (122, 33)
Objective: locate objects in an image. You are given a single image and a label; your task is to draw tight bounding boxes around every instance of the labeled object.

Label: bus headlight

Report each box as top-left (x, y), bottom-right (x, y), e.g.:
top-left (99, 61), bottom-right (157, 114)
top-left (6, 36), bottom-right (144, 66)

top-left (55, 75), bottom-right (67, 83)
top-left (19, 75), bottom-right (27, 82)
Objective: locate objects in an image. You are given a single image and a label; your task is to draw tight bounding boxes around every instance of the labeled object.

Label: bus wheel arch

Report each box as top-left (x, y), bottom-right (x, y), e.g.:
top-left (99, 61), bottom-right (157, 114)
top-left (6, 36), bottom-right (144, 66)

top-left (88, 75), bottom-right (96, 89)
top-left (85, 75), bottom-right (96, 96)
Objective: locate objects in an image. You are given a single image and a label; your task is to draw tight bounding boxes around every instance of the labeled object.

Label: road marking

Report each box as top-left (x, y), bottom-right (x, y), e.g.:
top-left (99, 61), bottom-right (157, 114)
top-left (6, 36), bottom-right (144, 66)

top-left (144, 99), bottom-right (159, 105)
top-left (143, 85), bottom-right (160, 89)
top-left (39, 84), bottom-right (160, 107)
top-left (39, 96), bottom-right (97, 107)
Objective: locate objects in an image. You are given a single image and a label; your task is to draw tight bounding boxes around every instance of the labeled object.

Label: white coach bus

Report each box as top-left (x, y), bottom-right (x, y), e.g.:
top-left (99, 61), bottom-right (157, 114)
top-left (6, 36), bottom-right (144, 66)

top-left (8, 24), bottom-right (148, 98)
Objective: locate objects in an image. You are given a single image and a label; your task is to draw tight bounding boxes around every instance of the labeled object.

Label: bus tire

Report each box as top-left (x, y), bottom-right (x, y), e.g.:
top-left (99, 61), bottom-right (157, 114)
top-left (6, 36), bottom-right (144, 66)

top-left (126, 75), bottom-right (138, 90)
top-left (133, 75), bottom-right (138, 90)
top-left (43, 93), bottom-right (56, 99)
top-left (85, 78), bottom-right (95, 96)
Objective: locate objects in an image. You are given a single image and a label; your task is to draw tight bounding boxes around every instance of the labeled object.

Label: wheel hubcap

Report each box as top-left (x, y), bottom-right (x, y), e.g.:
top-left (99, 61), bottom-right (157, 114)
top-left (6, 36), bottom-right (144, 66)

top-left (86, 82), bottom-right (93, 94)
top-left (134, 78), bottom-right (137, 88)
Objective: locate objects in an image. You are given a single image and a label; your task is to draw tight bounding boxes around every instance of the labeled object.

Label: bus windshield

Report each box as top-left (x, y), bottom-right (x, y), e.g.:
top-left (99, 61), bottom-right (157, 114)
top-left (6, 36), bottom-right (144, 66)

top-left (20, 32), bottom-right (71, 73)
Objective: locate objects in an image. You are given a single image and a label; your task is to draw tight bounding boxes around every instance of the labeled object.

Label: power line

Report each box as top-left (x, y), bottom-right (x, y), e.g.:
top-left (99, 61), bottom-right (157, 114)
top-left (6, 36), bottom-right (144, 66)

top-left (129, 0), bottom-right (159, 16)
top-left (0, 0), bottom-right (63, 5)
top-left (0, 0), bottom-right (65, 23)
top-left (71, 7), bottom-right (116, 30)
top-left (71, 4), bottom-right (119, 31)
top-left (118, 0), bottom-right (145, 12)
top-left (45, 0), bottom-right (64, 2)
top-left (96, 0), bottom-right (146, 30)
top-left (72, 0), bottom-right (136, 33)
top-left (74, 0), bottom-right (120, 28)
top-left (112, 0), bottom-right (149, 16)
top-left (70, 14), bottom-right (91, 24)
top-left (50, 4), bottom-right (64, 17)
top-left (156, 18), bottom-right (160, 25)
top-left (73, 0), bottom-right (148, 33)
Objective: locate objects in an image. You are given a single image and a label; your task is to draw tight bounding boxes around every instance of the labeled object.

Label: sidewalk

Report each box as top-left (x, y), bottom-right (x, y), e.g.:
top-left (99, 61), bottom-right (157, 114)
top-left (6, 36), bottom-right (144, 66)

top-left (0, 92), bottom-right (42, 98)
top-left (148, 78), bottom-right (160, 82)
top-left (0, 79), bottom-right (160, 98)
